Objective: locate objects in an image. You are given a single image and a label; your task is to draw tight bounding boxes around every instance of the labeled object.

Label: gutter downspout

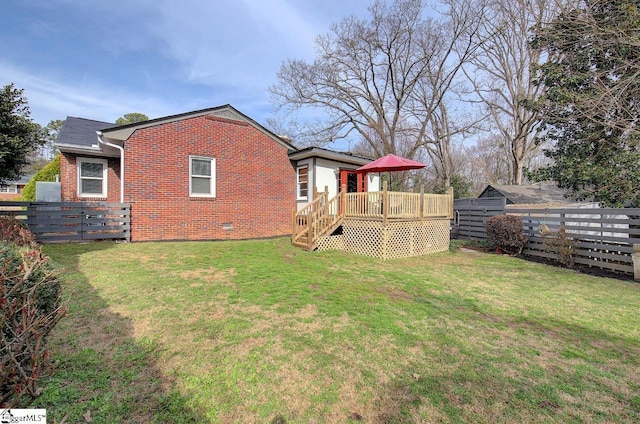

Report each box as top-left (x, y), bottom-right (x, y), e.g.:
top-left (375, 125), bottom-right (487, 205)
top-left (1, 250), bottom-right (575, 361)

top-left (96, 131), bottom-right (125, 203)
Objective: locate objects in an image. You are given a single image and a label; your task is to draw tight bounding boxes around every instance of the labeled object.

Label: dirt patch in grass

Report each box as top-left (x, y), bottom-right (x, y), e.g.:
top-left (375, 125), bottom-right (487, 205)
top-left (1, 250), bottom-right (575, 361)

top-left (173, 267), bottom-right (236, 283)
top-left (377, 286), bottom-right (414, 302)
top-left (136, 252), bottom-right (170, 264)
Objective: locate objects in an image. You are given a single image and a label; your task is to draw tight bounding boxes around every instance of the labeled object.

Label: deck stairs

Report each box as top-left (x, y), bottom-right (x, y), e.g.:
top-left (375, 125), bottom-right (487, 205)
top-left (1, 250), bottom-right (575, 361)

top-left (292, 191), bottom-right (343, 251)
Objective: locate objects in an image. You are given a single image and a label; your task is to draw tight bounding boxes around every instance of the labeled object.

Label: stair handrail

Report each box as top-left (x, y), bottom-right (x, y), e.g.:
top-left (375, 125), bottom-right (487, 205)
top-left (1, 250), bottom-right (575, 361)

top-left (292, 189), bottom-right (345, 249)
top-left (311, 192), bottom-right (343, 244)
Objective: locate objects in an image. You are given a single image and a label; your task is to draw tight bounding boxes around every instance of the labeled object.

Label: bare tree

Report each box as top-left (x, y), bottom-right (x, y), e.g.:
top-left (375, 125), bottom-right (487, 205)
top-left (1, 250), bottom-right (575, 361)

top-left (270, 0), bottom-right (484, 188)
top-left (466, 0), bottom-right (563, 184)
top-left (271, 0), bottom-right (425, 155)
top-left (409, 0), bottom-right (487, 188)
top-left (466, 134), bottom-right (512, 190)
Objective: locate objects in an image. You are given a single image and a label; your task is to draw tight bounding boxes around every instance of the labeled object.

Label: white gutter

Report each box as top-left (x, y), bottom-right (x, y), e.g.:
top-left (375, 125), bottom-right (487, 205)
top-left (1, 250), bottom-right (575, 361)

top-left (96, 131), bottom-right (125, 203)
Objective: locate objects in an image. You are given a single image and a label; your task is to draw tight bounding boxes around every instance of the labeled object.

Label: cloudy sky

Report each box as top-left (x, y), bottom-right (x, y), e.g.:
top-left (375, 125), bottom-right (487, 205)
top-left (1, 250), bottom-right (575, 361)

top-left (2, 0), bottom-right (371, 129)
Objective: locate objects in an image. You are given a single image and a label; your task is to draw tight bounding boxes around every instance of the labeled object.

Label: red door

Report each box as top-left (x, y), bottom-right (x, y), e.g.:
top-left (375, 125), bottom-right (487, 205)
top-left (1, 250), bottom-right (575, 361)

top-left (339, 170), bottom-right (367, 193)
top-left (339, 170), bottom-right (367, 215)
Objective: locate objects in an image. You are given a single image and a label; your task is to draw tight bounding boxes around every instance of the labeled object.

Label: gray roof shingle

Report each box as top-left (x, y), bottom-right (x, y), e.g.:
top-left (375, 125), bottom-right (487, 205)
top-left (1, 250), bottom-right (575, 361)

top-left (55, 117), bottom-right (114, 148)
top-left (479, 183), bottom-right (576, 205)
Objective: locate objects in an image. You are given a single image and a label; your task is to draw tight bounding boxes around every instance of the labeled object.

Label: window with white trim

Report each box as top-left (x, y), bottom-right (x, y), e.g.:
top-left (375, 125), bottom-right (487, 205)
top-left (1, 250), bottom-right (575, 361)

top-left (190, 156), bottom-right (216, 197)
top-left (297, 165), bottom-right (308, 200)
top-left (77, 157), bottom-right (108, 197)
top-left (0, 185), bottom-right (17, 194)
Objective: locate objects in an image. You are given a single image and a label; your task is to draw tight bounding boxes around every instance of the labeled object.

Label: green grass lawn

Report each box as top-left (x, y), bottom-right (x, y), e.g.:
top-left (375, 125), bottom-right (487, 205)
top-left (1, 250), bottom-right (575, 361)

top-left (35, 238), bottom-right (640, 423)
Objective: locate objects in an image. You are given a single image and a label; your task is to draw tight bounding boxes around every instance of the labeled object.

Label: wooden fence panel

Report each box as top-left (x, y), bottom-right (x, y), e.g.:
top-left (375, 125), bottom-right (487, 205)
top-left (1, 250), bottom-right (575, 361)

top-left (511, 207), bottom-right (640, 276)
top-left (452, 198), bottom-right (506, 240)
top-left (0, 201), bottom-right (130, 243)
top-left (0, 201), bottom-right (30, 220)
top-left (451, 201), bottom-right (640, 277)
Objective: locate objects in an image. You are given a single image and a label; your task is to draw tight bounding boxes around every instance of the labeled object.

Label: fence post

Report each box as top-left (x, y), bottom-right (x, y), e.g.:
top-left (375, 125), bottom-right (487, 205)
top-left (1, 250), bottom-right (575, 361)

top-left (26, 203), bottom-right (34, 228)
top-left (447, 186), bottom-right (454, 219)
top-left (633, 244), bottom-right (640, 281)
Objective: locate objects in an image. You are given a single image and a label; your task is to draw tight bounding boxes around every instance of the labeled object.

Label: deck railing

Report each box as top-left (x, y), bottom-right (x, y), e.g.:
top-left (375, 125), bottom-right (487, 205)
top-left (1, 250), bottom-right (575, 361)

top-left (344, 189), bottom-right (453, 220)
top-left (292, 184), bottom-right (453, 251)
top-left (291, 191), bottom-right (345, 250)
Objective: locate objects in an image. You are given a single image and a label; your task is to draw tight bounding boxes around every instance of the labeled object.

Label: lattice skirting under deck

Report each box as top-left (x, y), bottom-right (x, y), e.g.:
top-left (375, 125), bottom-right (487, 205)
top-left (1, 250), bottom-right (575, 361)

top-left (316, 218), bottom-right (450, 259)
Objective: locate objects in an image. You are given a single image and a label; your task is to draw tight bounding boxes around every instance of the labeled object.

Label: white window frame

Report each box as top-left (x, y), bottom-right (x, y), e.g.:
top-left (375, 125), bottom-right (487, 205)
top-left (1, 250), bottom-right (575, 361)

top-left (297, 165), bottom-right (309, 200)
top-left (77, 157), bottom-right (108, 198)
top-left (189, 156), bottom-right (216, 197)
top-left (0, 184), bottom-right (17, 194)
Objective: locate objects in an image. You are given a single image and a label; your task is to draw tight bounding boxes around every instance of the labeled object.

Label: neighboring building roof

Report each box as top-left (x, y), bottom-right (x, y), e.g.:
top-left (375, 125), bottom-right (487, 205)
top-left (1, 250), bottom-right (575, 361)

top-left (4, 175), bottom-right (33, 185)
top-left (478, 183), bottom-right (577, 205)
top-left (56, 117), bottom-right (115, 154)
top-left (287, 146), bottom-right (374, 166)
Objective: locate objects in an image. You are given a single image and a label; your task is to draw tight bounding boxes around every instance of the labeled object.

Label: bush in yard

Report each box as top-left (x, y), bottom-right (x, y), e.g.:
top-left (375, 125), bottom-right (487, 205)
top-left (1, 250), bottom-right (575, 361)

top-left (0, 217), bottom-right (36, 248)
top-left (543, 226), bottom-right (577, 267)
top-left (486, 214), bottom-right (529, 255)
top-left (0, 240), bottom-right (66, 407)
top-left (21, 155), bottom-right (60, 202)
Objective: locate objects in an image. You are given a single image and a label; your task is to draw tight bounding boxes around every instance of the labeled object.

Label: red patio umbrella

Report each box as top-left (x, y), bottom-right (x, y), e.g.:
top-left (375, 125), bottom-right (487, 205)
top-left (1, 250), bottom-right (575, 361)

top-left (356, 153), bottom-right (426, 173)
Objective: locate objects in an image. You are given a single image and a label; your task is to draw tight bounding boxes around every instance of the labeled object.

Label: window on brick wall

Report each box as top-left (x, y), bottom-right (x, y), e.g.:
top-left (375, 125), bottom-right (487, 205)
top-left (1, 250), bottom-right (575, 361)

top-left (297, 165), bottom-right (308, 200)
top-left (0, 185), bottom-right (17, 194)
top-left (190, 156), bottom-right (216, 197)
top-left (77, 157), bottom-right (108, 197)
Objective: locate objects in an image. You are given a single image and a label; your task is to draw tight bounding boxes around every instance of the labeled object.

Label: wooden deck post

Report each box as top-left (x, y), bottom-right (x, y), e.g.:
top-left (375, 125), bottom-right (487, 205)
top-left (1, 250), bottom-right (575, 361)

top-left (447, 186), bottom-right (454, 219)
top-left (340, 184), bottom-right (346, 217)
top-left (419, 184), bottom-right (425, 220)
top-left (307, 208), bottom-right (313, 251)
top-left (291, 209), bottom-right (296, 243)
top-left (382, 180), bottom-right (388, 227)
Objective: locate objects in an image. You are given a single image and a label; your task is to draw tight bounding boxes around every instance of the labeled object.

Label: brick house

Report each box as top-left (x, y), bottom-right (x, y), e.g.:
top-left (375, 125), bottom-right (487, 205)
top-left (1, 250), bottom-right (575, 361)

top-left (55, 105), bottom-right (378, 242)
top-left (0, 175), bottom-right (31, 200)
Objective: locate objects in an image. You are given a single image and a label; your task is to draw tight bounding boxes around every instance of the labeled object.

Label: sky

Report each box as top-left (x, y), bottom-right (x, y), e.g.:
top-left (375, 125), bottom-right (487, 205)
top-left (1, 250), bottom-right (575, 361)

top-left (2, 0), bottom-right (371, 132)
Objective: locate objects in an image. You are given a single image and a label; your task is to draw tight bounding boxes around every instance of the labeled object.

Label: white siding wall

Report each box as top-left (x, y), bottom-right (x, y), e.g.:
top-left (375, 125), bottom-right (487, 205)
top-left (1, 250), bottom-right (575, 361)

top-left (295, 158), bottom-right (313, 211)
top-left (295, 158), bottom-right (381, 210)
top-left (315, 158), bottom-right (341, 197)
top-left (365, 173), bottom-right (380, 192)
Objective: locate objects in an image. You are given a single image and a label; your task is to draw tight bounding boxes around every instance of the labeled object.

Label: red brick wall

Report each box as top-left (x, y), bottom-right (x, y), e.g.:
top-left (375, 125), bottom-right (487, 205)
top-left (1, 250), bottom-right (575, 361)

top-left (60, 153), bottom-right (121, 202)
top-left (62, 115), bottom-right (296, 241)
top-left (0, 193), bottom-right (22, 201)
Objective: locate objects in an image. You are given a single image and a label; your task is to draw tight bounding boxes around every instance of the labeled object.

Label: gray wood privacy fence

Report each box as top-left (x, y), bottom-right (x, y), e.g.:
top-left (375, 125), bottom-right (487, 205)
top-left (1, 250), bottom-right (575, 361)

top-left (452, 198), bottom-right (506, 240)
top-left (0, 201), bottom-right (131, 243)
top-left (452, 198), bottom-right (640, 276)
top-left (509, 207), bottom-right (640, 275)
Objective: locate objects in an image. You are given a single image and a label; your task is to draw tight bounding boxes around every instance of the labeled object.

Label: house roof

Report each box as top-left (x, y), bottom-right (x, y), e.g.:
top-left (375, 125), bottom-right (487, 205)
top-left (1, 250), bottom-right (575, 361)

top-left (3, 175), bottom-right (32, 185)
top-left (100, 104), bottom-right (296, 151)
top-left (287, 146), bottom-right (374, 166)
top-left (55, 106), bottom-right (296, 156)
top-left (56, 117), bottom-right (115, 154)
top-left (478, 183), bottom-right (576, 205)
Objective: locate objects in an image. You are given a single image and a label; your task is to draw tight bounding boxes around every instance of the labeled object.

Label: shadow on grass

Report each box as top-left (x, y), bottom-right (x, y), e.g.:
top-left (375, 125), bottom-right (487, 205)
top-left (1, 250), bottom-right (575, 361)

top-left (34, 242), bottom-right (203, 423)
top-left (366, 294), bottom-right (640, 423)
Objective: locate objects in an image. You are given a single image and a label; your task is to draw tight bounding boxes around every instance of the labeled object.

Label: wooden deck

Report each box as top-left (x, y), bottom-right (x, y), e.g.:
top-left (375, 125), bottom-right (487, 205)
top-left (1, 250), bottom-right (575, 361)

top-left (292, 184), bottom-right (453, 258)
